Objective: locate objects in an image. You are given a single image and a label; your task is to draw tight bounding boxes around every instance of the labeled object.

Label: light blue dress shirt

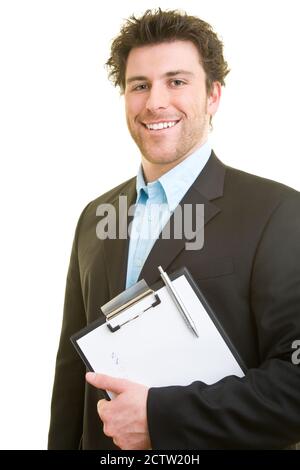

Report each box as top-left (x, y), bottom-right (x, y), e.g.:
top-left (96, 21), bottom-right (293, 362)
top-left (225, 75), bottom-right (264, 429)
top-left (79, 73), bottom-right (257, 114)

top-left (125, 140), bottom-right (212, 288)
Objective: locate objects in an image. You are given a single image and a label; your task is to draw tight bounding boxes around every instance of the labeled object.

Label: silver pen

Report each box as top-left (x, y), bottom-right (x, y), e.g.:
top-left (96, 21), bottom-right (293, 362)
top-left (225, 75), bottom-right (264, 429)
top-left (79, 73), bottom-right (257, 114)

top-left (158, 266), bottom-right (199, 337)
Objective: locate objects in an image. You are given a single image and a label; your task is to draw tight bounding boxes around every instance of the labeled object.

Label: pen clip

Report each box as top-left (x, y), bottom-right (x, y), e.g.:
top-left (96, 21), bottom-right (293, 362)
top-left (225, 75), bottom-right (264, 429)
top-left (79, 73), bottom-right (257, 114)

top-left (158, 265), bottom-right (199, 337)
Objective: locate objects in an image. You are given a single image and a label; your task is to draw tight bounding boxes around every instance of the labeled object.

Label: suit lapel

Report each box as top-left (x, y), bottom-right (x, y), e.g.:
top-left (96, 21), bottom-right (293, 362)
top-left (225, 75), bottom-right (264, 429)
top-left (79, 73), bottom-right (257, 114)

top-left (138, 151), bottom-right (226, 285)
top-left (103, 178), bottom-right (137, 299)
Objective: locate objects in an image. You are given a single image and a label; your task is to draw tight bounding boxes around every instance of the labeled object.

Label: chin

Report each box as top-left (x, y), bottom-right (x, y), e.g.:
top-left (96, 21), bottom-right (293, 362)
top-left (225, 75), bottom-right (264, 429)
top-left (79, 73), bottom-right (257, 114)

top-left (142, 147), bottom-right (180, 163)
top-left (145, 154), bottom-right (179, 165)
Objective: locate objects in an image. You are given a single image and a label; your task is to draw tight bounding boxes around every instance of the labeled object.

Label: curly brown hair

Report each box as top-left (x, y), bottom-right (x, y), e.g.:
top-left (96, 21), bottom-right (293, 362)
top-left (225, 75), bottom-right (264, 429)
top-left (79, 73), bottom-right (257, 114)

top-left (106, 8), bottom-right (230, 95)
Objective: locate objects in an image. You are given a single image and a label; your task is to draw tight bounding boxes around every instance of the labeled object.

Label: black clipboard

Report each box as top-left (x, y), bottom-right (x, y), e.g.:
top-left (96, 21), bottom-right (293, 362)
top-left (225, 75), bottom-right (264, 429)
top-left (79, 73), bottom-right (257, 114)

top-left (71, 266), bottom-right (247, 399)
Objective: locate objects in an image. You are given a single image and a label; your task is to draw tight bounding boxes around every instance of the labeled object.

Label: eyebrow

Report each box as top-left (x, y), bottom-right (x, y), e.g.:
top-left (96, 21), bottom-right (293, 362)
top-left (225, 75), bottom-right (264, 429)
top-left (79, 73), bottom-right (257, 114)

top-left (126, 70), bottom-right (194, 84)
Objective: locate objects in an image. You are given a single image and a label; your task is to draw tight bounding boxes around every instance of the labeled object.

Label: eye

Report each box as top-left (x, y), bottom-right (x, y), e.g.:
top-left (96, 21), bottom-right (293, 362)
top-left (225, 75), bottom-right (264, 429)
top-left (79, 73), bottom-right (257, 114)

top-left (170, 79), bottom-right (185, 87)
top-left (133, 83), bottom-right (148, 91)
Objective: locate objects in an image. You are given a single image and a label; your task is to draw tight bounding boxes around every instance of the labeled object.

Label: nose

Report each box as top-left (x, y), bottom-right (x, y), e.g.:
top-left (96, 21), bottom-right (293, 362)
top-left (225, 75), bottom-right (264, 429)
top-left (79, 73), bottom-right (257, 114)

top-left (146, 83), bottom-right (170, 113)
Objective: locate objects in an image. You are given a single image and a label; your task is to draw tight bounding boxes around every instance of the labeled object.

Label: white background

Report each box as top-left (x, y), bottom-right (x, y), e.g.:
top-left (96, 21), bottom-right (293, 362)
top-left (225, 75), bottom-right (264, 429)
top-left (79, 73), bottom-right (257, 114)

top-left (0, 0), bottom-right (299, 449)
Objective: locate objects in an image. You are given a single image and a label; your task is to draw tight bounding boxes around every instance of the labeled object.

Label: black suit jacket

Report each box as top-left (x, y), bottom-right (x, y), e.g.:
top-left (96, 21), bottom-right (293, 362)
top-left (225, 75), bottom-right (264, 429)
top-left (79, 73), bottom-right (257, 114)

top-left (48, 152), bottom-right (300, 449)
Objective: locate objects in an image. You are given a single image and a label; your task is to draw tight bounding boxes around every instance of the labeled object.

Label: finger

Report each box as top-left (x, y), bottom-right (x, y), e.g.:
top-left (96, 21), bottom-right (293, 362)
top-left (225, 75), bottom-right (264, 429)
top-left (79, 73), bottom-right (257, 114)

top-left (97, 399), bottom-right (107, 410)
top-left (97, 399), bottom-right (107, 417)
top-left (85, 372), bottom-right (128, 394)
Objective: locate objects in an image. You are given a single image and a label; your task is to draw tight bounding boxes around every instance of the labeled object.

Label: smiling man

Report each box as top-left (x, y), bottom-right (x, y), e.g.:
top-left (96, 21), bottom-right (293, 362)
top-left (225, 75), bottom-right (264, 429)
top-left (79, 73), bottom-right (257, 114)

top-left (48, 9), bottom-right (300, 450)
top-left (124, 40), bottom-right (220, 182)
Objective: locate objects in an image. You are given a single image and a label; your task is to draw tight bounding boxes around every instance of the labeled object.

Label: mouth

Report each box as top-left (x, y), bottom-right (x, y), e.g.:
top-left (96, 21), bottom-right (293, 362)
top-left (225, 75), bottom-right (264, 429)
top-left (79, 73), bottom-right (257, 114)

top-left (141, 119), bottom-right (181, 133)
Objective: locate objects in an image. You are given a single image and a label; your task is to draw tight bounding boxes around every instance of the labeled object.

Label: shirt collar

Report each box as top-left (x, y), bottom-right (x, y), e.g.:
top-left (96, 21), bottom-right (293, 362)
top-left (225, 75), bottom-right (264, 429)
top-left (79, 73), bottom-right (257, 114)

top-left (136, 140), bottom-right (212, 211)
top-left (136, 165), bottom-right (148, 200)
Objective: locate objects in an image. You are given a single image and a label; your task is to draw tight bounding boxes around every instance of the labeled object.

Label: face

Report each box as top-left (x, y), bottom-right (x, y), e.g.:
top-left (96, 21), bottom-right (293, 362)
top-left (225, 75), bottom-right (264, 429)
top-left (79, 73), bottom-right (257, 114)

top-left (124, 40), bottom-right (221, 178)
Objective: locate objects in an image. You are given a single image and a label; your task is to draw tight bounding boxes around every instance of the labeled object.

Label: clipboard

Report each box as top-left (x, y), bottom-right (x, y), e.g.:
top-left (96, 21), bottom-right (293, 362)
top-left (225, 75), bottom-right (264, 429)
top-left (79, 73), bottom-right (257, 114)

top-left (71, 267), bottom-right (246, 399)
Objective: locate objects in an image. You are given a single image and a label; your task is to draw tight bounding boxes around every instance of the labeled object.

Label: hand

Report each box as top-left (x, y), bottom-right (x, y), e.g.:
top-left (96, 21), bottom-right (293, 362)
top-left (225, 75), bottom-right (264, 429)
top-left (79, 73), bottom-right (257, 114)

top-left (86, 372), bottom-right (152, 450)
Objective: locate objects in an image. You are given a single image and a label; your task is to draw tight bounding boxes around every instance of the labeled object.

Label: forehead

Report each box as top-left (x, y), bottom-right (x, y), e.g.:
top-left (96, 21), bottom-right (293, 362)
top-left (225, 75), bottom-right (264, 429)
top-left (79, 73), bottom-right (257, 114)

top-left (125, 40), bottom-right (203, 78)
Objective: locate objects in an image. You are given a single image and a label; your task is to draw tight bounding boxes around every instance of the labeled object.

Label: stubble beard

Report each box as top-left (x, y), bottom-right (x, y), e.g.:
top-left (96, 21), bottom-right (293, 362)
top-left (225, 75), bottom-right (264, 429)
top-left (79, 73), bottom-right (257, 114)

top-left (127, 113), bottom-right (209, 166)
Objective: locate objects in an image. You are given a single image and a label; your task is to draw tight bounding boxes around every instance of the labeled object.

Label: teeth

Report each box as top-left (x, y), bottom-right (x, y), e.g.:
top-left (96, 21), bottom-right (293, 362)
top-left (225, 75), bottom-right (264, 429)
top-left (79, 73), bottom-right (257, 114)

top-left (145, 121), bottom-right (178, 130)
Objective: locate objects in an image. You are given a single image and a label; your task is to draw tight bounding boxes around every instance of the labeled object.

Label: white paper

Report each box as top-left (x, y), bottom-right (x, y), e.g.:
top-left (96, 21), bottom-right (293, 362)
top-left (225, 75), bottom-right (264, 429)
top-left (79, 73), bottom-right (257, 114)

top-left (77, 275), bottom-right (244, 398)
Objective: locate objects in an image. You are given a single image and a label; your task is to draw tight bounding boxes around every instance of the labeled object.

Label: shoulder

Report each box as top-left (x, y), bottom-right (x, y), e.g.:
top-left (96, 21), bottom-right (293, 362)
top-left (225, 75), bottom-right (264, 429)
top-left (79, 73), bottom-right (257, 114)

top-left (224, 164), bottom-right (300, 207)
top-left (88, 176), bottom-right (135, 207)
top-left (74, 176), bottom-right (136, 232)
top-left (82, 176), bottom-right (135, 213)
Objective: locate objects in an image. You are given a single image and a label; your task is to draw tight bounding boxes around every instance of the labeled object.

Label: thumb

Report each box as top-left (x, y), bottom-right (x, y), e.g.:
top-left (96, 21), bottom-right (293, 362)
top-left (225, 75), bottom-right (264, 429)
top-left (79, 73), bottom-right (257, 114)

top-left (85, 372), bottom-right (128, 394)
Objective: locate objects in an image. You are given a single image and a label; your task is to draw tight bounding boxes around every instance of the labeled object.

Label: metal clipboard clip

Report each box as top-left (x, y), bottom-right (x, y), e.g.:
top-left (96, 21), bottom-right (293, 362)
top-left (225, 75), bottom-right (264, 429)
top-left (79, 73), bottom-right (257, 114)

top-left (101, 279), bottom-right (161, 333)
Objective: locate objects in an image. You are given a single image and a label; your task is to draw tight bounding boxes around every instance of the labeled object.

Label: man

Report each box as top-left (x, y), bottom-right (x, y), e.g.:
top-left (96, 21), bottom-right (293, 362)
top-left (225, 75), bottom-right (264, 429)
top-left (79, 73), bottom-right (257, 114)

top-left (48, 9), bottom-right (300, 449)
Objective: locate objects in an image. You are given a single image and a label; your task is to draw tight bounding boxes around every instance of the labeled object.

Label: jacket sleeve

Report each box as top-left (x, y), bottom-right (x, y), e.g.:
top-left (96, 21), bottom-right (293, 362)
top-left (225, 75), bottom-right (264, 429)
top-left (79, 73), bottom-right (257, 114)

top-left (147, 194), bottom-right (300, 449)
top-left (48, 206), bottom-right (89, 449)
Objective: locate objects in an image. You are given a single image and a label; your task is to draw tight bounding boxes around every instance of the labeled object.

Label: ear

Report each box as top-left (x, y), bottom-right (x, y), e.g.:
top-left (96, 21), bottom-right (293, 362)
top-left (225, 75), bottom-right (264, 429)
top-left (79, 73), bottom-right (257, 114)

top-left (207, 81), bottom-right (222, 117)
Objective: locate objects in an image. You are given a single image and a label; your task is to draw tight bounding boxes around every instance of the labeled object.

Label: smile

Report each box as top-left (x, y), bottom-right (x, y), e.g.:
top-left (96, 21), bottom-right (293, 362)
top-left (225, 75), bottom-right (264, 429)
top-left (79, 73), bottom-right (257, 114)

top-left (142, 120), bottom-right (180, 131)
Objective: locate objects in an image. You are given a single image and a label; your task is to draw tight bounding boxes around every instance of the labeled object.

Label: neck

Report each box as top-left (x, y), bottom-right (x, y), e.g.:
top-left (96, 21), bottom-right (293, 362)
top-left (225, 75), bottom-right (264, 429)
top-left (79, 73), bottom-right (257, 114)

top-left (141, 140), bottom-right (208, 183)
top-left (141, 158), bottom-right (184, 183)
